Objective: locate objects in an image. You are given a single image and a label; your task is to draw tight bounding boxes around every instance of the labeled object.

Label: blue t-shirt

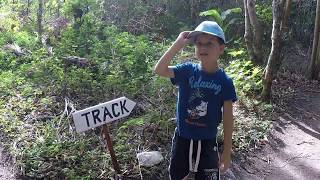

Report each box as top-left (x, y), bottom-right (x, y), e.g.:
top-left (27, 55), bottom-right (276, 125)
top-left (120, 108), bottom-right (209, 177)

top-left (171, 62), bottom-right (237, 140)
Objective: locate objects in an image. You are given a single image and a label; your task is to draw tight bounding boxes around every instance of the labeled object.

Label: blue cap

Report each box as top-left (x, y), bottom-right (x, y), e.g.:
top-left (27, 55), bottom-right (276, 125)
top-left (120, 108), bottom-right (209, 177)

top-left (188, 21), bottom-right (226, 44)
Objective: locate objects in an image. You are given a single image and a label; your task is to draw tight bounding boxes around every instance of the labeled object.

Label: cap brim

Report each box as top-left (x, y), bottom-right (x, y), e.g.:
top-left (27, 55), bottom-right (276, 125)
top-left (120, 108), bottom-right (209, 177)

top-left (187, 31), bottom-right (225, 44)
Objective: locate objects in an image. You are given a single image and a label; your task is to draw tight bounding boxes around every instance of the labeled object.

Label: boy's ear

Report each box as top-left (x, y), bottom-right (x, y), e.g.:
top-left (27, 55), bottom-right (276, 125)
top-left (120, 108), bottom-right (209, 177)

top-left (219, 44), bottom-right (225, 54)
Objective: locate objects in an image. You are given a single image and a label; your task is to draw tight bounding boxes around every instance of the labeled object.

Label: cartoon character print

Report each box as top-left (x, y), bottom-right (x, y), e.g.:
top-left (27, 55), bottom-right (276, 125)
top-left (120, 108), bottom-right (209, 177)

top-left (187, 100), bottom-right (208, 119)
top-left (185, 88), bottom-right (209, 127)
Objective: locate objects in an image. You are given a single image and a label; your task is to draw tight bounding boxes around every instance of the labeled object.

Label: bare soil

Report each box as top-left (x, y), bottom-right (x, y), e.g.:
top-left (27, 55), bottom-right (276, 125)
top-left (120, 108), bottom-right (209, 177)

top-left (229, 73), bottom-right (320, 180)
top-left (0, 147), bottom-right (16, 180)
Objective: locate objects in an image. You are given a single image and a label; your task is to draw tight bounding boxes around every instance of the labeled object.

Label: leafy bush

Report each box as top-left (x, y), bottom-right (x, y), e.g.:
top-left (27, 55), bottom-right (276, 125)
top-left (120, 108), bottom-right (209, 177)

top-left (0, 1), bottom-right (275, 178)
top-left (225, 59), bottom-right (263, 95)
top-left (0, 17), bottom-right (175, 177)
top-left (255, 4), bottom-right (273, 44)
top-left (14, 31), bottom-right (36, 48)
top-left (255, 4), bottom-right (272, 25)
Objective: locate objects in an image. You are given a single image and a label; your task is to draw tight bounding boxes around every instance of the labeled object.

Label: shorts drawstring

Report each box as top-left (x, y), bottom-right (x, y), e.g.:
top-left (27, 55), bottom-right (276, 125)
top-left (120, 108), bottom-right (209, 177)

top-left (188, 139), bottom-right (194, 172)
top-left (184, 139), bottom-right (202, 179)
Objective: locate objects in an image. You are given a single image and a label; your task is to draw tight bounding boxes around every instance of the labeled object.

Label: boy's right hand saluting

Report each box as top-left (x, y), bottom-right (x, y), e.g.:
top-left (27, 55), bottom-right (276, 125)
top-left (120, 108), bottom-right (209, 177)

top-left (173, 31), bottom-right (191, 49)
top-left (154, 31), bottom-right (191, 78)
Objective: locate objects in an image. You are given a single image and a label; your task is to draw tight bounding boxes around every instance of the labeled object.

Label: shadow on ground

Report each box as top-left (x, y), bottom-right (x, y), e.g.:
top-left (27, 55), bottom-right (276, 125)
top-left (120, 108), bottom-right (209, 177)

top-left (229, 75), bottom-right (320, 180)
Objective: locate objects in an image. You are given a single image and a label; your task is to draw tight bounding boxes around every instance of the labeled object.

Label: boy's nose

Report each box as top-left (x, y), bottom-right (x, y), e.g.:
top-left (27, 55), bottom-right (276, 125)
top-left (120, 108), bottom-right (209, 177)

top-left (198, 46), bottom-right (209, 51)
top-left (197, 43), bottom-right (211, 49)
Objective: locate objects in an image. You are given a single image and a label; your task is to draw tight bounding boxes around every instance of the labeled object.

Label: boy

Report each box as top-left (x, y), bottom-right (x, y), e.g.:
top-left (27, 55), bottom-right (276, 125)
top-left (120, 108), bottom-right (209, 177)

top-left (154, 21), bottom-right (237, 180)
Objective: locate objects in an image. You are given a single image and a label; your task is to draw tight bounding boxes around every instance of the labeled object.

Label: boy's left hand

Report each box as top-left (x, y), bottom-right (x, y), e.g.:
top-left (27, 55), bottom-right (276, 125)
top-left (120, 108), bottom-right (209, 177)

top-left (219, 151), bottom-right (231, 173)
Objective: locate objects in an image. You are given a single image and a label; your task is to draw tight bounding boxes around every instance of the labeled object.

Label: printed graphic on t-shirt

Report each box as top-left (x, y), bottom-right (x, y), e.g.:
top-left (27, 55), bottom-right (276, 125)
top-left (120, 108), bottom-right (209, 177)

top-left (187, 100), bottom-right (208, 119)
top-left (185, 75), bottom-right (222, 128)
top-left (186, 88), bottom-right (208, 127)
top-left (189, 76), bottom-right (221, 95)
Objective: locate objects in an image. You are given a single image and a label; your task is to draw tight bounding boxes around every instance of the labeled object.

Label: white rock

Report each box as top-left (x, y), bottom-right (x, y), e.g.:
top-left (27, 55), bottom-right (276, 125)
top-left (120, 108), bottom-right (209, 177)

top-left (136, 151), bottom-right (164, 167)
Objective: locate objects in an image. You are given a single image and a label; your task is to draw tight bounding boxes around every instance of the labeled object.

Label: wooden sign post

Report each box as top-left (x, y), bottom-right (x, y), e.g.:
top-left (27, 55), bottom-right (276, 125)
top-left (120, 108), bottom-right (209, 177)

top-left (101, 124), bottom-right (121, 174)
top-left (72, 97), bottom-right (136, 176)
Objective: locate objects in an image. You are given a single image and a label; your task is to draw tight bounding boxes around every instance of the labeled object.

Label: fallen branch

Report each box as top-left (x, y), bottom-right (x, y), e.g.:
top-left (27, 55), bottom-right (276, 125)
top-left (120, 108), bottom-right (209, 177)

top-left (3, 43), bottom-right (25, 56)
top-left (57, 98), bottom-right (77, 141)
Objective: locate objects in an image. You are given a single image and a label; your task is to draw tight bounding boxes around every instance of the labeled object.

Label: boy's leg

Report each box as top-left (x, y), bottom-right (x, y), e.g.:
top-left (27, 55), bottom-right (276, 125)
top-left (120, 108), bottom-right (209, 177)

top-left (195, 139), bottom-right (220, 180)
top-left (169, 131), bottom-right (190, 180)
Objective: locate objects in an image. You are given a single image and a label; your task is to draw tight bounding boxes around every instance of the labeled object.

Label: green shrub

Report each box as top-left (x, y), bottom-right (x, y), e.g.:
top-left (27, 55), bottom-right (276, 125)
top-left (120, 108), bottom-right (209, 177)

top-left (256, 4), bottom-right (272, 25)
top-left (225, 59), bottom-right (263, 96)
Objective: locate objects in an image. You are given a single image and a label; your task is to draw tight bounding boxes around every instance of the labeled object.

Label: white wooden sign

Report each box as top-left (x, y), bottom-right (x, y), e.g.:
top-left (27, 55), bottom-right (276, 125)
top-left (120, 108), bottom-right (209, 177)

top-left (72, 97), bottom-right (136, 133)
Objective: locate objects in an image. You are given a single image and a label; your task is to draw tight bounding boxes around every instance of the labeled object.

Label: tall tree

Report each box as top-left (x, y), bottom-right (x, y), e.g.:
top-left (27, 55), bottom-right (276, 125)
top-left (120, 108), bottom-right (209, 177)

top-left (243, 0), bottom-right (255, 62)
top-left (243, 0), bottom-right (263, 64)
top-left (37, 0), bottom-right (44, 44)
top-left (261, 0), bottom-right (291, 100)
top-left (247, 0), bottom-right (263, 63)
top-left (281, 0), bottom-right (291, 33)
top-left (308, 0), bottom-right (320, 80)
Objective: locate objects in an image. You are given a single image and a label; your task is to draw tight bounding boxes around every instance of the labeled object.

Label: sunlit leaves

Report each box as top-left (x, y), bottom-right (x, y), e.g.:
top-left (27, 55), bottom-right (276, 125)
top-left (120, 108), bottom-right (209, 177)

top-left (225, 59), bottom-right (263, 95)
top-left (227, 49), bottom-right (245, 57)
top-left (199, 7), bottom-right (243, 39)
top-left (200, 9), bottom-right (222, 25)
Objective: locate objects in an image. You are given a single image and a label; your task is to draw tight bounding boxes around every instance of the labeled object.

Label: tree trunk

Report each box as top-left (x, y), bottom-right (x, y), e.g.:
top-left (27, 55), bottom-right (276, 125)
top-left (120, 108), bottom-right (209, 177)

top-left (190, 0), bottom-right (200, 23)
top-left (243, 0), bottom-right (256, 61)
top-left (308, 0), bottom-right (320, 80)
top-left (317, 37), bottom-right (320, 79)
top-left (261, 0), bottom-right (286, 101)
top-left (247, 0), bottom-right (263, 64)
top-left (281, 0), bottom-right (291, 32)
top-left (56, 0), bottom-right (61, 18)
top-left (37, 0), bottom-right (44, 44)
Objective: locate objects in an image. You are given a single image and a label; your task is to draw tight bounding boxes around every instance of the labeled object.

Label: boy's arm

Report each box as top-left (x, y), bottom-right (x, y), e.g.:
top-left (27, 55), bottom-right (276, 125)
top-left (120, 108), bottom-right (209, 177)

top-left (220, 100), bottom-right (234, 173)
top-left (154, 31), bottom-right (190, 78)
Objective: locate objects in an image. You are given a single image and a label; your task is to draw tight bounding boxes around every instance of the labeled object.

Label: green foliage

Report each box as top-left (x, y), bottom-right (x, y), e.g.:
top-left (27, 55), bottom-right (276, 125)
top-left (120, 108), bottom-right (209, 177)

top-left (232, 97), bottom-right (272, 152)
top-left (225, 60), bottom-right (263, 95)
top-left (255, 4), bottom-right (273, 44)
top-left (0, 12), bottom-right (171, 177)
top-left (0, 71), bottom-right (25, 95)
top-left (0, 84), bottom-right (113, 179)
top-left (200, 9), bottom-right (223, 24)
top-left (52, 21), bottom-right (166, 98)
top-left (255, 4), bottom-right (273, 25)
top-left (227, 48), bottom-right (245, 58)
top-left (14, 31), bottom-right (36, 47)
top-left (0, 1), bottom-right (276, 179)
top-left (199, 7), bottom-right (242, 37)
top-left (21, 130), bottom-right (110, 179)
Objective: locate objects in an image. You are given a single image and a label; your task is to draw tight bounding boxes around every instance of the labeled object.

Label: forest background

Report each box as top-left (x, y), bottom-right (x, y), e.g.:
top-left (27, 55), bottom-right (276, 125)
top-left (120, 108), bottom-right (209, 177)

top-left (0, 0), bottom-right (318, 179)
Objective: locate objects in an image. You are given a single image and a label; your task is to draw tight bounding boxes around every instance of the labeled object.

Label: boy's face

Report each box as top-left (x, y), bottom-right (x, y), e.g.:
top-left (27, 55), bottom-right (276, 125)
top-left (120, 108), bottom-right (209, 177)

top-left (194, 33), bottom-right (225, 63)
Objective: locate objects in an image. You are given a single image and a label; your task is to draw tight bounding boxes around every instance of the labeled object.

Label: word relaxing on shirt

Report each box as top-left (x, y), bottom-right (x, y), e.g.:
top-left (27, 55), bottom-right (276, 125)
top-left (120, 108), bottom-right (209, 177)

top-left (72, 97), bottom-right (136, 133)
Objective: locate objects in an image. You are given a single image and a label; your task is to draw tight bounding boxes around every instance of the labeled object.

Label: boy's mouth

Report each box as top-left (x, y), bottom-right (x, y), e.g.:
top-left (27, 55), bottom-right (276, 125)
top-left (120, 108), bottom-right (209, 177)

top-left (199, 53), bottom-right (208, 56)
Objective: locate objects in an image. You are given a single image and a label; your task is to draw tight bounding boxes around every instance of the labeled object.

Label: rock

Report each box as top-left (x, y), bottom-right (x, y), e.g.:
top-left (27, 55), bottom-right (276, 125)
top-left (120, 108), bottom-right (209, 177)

top-left (136, 151), bottom-right (164, 167)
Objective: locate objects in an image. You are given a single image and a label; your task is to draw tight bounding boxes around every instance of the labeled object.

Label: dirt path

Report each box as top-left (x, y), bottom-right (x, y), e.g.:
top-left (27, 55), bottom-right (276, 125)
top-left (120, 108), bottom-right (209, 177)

top-left (0, 147), bottom-right (16, 180)
top-left (229, 76), bottom-right (320, 180)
